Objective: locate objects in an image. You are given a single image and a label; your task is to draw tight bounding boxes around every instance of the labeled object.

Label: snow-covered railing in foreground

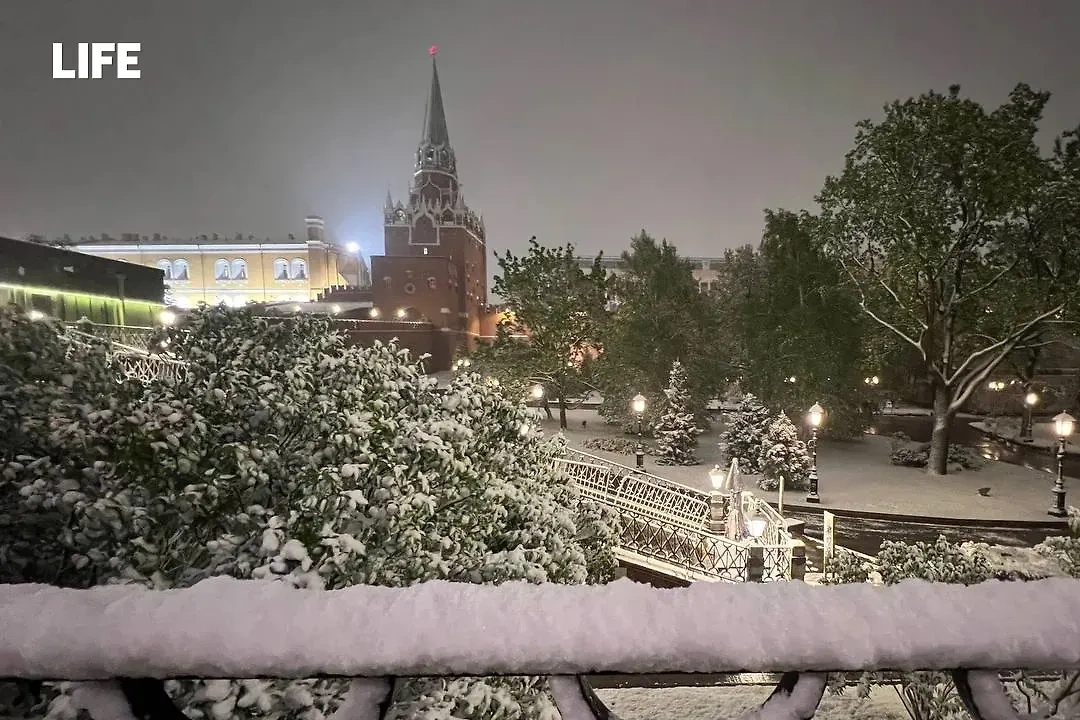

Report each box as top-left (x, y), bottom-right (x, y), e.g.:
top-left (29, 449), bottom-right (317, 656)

top-left (64, 325), bottom-right (187, 383)
top-left (1, 578), bottom-right (1078, 720)
top-left (556, 449), bottom-right (797, 582)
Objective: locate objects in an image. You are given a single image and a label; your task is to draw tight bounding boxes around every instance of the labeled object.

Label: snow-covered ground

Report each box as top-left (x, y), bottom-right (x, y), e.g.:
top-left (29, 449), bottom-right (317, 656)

top-left (544, 408), bottom-right (1065, 521)
top-left (596, 684), bottom-right (909, 720)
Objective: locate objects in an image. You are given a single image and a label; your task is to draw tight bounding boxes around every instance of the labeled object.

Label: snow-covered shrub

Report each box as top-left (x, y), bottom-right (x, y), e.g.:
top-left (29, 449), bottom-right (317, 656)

top-left (581, 436), bottom-right (655, 455)
top-left (757, 412), bottom-right (812, 491)
top-left (653, 360), bottom-right (702, 466)
top-left (1, 306), bottom-right (618, 720)
top-left (1035, 509), bottom-right (1080, 578)
top-left (889, 442), bottom-right (984, 471)
top-left (719, 393), bottom-right (772, 473)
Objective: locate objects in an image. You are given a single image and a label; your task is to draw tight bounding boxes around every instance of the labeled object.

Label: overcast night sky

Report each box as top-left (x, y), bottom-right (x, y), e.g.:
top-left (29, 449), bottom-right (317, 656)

top-left (2, 1), bottom-right (1079, 263)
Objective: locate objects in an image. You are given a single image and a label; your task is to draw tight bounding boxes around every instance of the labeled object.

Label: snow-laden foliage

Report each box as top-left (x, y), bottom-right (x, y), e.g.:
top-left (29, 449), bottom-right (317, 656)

top-left (757, 412), bottom-right (812, 491)
top-left (719, 394), bottom-right (772, 473)
top-left (823, 536), bottom-right (1080, 719)
top-left (0, 305), bottom-right (618, 720)
top-left (653, 361), bottom-right (702, 466)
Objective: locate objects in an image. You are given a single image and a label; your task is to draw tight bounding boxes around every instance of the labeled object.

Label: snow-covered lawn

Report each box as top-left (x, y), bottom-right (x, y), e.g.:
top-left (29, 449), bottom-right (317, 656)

top-left (544, 409), bottom-right (1064, 521)
top-left (596, 684), bottom-right (909, 720)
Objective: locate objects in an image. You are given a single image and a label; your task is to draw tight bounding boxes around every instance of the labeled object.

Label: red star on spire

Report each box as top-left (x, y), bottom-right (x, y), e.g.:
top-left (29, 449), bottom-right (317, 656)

top-left (428, 44), bottom-right (438, 56)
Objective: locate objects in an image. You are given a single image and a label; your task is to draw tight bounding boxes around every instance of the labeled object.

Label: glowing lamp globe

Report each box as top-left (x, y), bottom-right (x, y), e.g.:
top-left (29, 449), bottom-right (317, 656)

top-left (1025, 392), bottom-right (1040, 407)
top-left (747, 516), bottom-right (767, 539)
top-left (346, 241), bottom-right (359, 253)
top-left (708, 465), bottom-right (726, 491)
top-left (631, 394), bottom-right (647, 415)
top-left (1053, 412), bottom-right (1075, 439)
top-left (158, 310), bottom-right (176, 326)
top-left (531, 384), bottom-right (545, 400)
top-left (808, 402), bottom-right (825, 428)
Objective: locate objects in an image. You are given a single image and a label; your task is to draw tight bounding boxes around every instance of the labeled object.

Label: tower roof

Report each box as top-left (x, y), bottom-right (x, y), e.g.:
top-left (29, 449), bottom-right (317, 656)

top-left (421, 51), bottom-right (450, 147)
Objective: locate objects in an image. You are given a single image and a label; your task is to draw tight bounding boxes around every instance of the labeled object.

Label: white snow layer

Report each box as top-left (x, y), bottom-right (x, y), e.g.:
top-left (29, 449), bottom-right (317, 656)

top-left (2, 577), bottom-right (1079, 680)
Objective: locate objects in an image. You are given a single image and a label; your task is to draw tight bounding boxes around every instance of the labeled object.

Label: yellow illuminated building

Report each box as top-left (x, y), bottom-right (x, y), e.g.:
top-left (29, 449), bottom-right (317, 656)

top-left (71, 217), bottom-right (354, 309)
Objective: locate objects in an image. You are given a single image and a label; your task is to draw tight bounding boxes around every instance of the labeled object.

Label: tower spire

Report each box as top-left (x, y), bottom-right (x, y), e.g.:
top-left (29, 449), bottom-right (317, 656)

top-left (422, 45), bottom-right (450, 147)
top-left (415, 45), bottom-right (456, 175)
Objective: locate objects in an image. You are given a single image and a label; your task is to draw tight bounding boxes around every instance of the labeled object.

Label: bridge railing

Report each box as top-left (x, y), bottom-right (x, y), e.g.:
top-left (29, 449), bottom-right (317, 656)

top-left (556, 449), bottom-right (796, 581)
top-left (65, 322), bottom-right (158, 351)
top-left (1, 577), bottom-right (1077, 720)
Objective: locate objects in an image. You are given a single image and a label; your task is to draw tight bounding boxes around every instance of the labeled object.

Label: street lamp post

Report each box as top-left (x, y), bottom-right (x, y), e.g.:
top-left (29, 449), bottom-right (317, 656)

top-left (631, 394), bottom-right (647, 469)
top-left (1049, 412), bottom-right (1075, 518)
top-left (745, 506), bottom-right (767, 583)
top-left (805, 402), bottom-right (825, 504)
top-left (707, 465), bottom-right (728, 534)
top-left (1021, 390), bottom-right (1039, 442)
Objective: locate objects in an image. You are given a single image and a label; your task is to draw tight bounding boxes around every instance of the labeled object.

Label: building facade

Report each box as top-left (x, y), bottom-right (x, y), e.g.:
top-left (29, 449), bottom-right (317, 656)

top-left (0, 236), bottom-right (165, 325)
top-left (369, 50), bottom-right (491, 337)
top-left (576, 255), bottom-right (724, 294)
top-left (71, 216), bottom-right (345, 308)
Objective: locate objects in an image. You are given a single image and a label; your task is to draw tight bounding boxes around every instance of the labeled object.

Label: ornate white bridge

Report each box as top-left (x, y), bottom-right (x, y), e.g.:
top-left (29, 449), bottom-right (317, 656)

top-left (555, 449), bottom-right (800, 583)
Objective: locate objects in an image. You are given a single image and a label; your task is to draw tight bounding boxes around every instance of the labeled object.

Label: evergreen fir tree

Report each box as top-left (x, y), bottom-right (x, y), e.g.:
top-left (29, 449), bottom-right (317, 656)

top-left (654, 360), bottom-right (701, 465)
top-left (758, 411), bottom-right (813, 491)
top-left (719, 393), bottom-right (773, 473)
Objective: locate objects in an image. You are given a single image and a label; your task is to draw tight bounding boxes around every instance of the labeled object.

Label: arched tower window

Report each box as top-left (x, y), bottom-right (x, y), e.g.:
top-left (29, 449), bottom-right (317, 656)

top-left (231, 259), bottom-right (248, 280)
top-left (290, 259), bottom-right (307, 280)
top-left (156, 259), bottom-right (173, 280)
top-left (273, 258), bottom-right (290, 280)
top-left (172, 259), bottom-right (190, 281)
top-left (214, 259), bottom-right (231, 281)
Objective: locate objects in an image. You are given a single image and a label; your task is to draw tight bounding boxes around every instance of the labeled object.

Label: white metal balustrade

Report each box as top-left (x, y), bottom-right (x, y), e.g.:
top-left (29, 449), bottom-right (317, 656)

top-left (555, 448), bottom-right (798, 582)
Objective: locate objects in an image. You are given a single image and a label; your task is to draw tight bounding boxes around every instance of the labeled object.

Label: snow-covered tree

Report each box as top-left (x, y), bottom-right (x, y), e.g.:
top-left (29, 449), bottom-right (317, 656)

top-left (758, 412), bottom-right (812, 491)
top-left (653, 360), bottom-right (701, 465)
top-left (719, 393), bottom-right (773, 473)
top-left (0, 306), bottom-right (618, 720)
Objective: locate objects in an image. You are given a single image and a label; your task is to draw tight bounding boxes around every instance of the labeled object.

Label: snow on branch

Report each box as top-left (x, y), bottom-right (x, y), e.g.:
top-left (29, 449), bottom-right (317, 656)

top-left (1, 577), bottom-right (1079, 681)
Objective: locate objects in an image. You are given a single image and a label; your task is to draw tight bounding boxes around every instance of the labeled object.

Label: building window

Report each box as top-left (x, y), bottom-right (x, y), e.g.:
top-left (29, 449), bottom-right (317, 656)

top-left (274, 258), bottom-right (290, 280)
top-left (404, 283), bottom-right (416, 295)
top-left (231, 259), bottom-right (248, 280)
top-left (405, 270), bottom-right (414, 280)
top-left (214, 259), bottom-right (231, 281)
top-left (427, 276), bottom-right (437, 290)
top-left (156, 259), bottom-right (173, 280)
top-left (290, 259), bottom-right (307, 280)
top-left (383, 276), bottom-right (392, 288)
top-left (171, 259), bottom-right (190, 281)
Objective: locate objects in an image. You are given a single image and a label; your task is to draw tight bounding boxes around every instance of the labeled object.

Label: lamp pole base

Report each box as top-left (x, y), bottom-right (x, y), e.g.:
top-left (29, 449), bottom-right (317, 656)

top-left (805, 493), bottom-right (820, 504)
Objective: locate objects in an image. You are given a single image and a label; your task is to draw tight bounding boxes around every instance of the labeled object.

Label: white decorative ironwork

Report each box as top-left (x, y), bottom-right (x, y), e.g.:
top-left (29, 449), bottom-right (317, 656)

top-left (64, 326), bottom-right (185, 384)
top-left (556, 448), bottom-right (795, 582)
top-left (66, 323), bottom-right (157, 351)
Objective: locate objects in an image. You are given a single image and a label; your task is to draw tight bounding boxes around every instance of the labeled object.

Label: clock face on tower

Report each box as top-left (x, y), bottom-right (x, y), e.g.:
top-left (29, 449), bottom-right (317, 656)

top-left (395, 209), bottom-right (407, 223)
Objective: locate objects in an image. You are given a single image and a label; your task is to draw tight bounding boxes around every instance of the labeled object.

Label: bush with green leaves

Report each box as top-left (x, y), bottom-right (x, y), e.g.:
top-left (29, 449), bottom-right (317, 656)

top-left (0, 306), bottom-right (619, 720)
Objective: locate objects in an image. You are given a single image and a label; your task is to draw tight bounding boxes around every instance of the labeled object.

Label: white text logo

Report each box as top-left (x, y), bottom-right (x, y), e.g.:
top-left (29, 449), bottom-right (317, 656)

top-left (53, 43), bottom-right (141, 79)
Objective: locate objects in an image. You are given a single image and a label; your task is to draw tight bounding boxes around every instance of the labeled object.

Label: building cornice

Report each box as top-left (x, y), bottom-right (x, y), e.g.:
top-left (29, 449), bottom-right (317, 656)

top-left (74, 243), bottom-right (317, 254)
